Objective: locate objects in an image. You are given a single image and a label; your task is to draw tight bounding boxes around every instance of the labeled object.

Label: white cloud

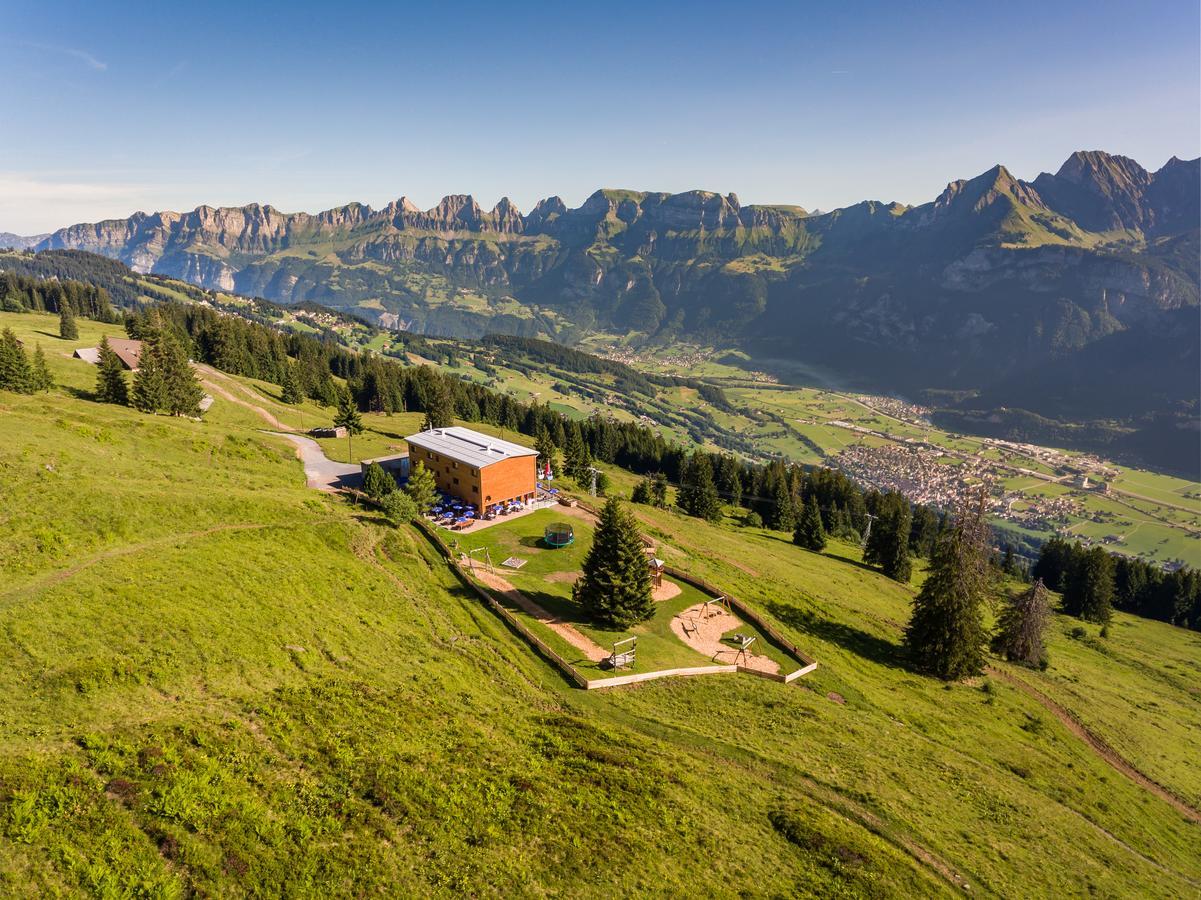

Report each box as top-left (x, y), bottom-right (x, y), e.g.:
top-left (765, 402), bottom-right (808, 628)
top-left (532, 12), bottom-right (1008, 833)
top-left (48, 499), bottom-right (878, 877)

top-left (0, 176), bottom-right (159, 234)
top-left (21, 41), bottom-right (107, 72)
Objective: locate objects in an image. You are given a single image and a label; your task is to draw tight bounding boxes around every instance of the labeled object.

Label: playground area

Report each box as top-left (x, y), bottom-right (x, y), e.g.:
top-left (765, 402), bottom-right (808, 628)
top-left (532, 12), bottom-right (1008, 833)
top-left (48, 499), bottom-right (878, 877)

top-left (450, 508), bottom-right (810, 683)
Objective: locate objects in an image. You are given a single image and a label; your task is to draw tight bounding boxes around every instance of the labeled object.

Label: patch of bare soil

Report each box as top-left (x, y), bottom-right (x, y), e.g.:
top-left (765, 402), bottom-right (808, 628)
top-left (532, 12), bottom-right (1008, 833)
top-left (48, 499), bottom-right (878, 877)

top-left (544, 571), bottom-right (579, 584)
top-left (670, 603), bottom-right (779, 674)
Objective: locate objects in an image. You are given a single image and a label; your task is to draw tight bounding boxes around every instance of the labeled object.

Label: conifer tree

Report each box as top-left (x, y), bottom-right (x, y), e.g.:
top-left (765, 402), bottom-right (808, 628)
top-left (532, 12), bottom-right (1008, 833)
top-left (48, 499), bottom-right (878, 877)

top-left (333, 394), bottom-right (364, 462)
top-left (95, 336), bottom-right (129, 405)
top-left (865, 491), bottom-right (912, 582)
top-left (770, 475), bottom-right (796, 531)
top-left (404, 460), bottom-right (438, 513)
top-left (573, 498), bottom-right (654, 629)
top-left (991, 579), bottom-right (1051, 668)
top-left (534, 428), bottom-right (558, 478)
top-left (904, 492), bottom-right (990, 679)
top-left (281, 362), bottom-right (303, 404)
top-left (160, 330), bottom-right (204, 417)
top-left (1062, 546), bottom-right (1115, 624)
top-left (30, 344), bottom-right (52, 392)
top-left (361, 461), bottom-right (394, 500)
top-left (676, 451), bottom-right (721, 522)
top-left (563, 424), bottom-right (591, 480)
top-left (0, 328), bottom-right (33, 393)
top-left (794, 494), bottom-right (827, 552)
top-left (421, 377), bottom-right (454, 430)
top-left (59, 302), bottom-right (78, 340)
top-left (132, 326), bottom-right (168, 413)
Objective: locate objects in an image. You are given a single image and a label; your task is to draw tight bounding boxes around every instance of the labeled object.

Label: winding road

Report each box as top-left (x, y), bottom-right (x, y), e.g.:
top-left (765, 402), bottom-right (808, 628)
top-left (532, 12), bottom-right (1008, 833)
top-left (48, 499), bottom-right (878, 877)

top-left (265, 431), bottom-right (361, 492)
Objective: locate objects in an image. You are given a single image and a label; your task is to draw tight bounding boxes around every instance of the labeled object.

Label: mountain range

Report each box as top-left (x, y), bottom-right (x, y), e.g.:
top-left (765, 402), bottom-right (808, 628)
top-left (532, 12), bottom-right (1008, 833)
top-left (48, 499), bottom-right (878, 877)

top-left (24, 151), bottom-right (1201, 441)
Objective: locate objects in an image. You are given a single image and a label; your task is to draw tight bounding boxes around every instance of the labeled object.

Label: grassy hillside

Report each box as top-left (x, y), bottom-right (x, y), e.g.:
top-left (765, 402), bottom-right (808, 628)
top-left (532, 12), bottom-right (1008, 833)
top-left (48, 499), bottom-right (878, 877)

top-left (0, 310), bottom-right (1198, 896)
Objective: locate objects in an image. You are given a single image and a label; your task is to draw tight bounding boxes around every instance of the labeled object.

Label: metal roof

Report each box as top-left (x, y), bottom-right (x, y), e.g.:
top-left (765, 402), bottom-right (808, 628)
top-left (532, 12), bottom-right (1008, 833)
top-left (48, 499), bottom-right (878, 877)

top-left (404, 426), bottom-right (538, 469)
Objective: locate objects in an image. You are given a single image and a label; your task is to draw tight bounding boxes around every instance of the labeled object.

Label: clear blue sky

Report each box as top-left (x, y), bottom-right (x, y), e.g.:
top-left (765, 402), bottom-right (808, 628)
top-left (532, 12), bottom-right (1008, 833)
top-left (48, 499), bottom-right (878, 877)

top-left (3, 0), bottom-right (1198, 232)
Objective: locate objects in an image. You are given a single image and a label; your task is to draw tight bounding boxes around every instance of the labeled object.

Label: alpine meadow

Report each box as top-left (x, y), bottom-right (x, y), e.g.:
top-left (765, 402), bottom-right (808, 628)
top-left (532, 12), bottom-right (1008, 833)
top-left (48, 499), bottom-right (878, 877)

top-left (2, 2), bottom-right (1199, 897)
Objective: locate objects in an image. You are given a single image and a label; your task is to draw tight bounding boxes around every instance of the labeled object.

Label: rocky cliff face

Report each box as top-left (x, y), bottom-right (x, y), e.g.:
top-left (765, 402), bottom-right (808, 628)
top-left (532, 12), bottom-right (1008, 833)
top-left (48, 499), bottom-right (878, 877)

top-left (27, 151), bottom-right (1200, 408)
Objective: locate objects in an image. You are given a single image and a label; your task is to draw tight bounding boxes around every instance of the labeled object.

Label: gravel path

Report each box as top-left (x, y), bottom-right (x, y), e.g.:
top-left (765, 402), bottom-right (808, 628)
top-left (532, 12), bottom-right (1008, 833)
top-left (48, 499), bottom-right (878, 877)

top-left (266, 432), bottom-right (361, 492)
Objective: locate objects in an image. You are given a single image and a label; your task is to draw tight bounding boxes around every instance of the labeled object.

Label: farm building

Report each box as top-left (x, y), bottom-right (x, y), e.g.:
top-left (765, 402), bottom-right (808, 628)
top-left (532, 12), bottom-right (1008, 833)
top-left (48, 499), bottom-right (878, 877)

top-left (73, 338), bottom-right (143, 370)
top-left (309, 426), bottom-right (348, 439)
top-left (359, 453), bottom-right (410, 481)
top-left (405, 426), bottom-right (538, 511)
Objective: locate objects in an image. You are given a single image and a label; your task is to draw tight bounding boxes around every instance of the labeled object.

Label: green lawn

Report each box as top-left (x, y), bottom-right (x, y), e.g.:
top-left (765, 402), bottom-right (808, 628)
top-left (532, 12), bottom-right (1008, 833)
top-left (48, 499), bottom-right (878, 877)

top-left (446, 509), bottom-right (802, 677)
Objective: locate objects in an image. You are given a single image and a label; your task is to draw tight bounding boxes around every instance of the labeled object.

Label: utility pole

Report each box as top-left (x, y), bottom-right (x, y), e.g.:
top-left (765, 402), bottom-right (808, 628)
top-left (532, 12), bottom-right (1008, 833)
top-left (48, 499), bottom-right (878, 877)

top-left (586, 466), bottom-right (600, 497)
top-left (861, 512), bottom-right (877, 549)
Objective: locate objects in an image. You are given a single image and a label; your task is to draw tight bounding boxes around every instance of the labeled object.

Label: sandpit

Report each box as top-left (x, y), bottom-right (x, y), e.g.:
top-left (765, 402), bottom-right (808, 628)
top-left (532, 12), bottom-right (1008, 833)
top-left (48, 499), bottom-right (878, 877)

top-left (670, 603), bottom-right (780, 674)
top-left (652, 579), bottom-right (682, 602)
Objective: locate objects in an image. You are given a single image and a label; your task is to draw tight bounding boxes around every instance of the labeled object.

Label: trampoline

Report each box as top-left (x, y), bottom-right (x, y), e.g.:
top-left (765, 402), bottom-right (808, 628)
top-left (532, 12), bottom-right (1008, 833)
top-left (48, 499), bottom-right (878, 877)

top-left (543, 522), bottom-right (575, 548)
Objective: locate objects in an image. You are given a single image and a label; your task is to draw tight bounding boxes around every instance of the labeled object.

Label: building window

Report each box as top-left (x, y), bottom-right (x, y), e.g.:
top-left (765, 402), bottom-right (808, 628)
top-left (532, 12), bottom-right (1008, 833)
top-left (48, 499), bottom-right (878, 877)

top-left (472, 485), bottom-right (479, 493)
top-left (472, 468), bottom-right (479, 476)
top-left (452, 461), bottom-right (458, 470)
top-left (453, 477), bottom-right (459, 486)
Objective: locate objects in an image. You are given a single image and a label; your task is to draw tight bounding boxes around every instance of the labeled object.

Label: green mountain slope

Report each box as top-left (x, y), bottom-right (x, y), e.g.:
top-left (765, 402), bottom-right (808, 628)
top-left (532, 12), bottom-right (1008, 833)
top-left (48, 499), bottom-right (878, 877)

top-left (0, 311), bottom-right (1198, 895)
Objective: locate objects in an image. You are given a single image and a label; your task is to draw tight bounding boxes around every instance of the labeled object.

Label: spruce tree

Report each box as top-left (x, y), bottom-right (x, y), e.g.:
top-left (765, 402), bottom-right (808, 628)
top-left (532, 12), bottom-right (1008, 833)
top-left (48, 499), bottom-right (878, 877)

top-left (865, 491), bottom-right (912, 582)
top-left (0, 328), bottom-right (33, 393)
top-left (904, 493), bottom-right (990, 679)
top-left (404, 460), bottom-right (438, 513)
top-left (991, 579), bottom-right (1051, 668)
top-left (59, 302), bottom-right (78, 340)
top-left (794, 494), bottom-right (827, 552)
top-left (281, 362), bottom-right (303, 404)
top-left (649, 472), bottom-right (668, 508)
top-left (770, 475), bottom-right (796, 532)
top-left (420, 377), bottom-right (454, 431)
top-left (160, 331), bottom-right (204, 417)
top-left (30, 345), bottom-right (53, 392)
top-left (333, 395), bottom-right (364, 462)
top-left (573, 497), bottom-right (654, 629)
top-left (362, 461), bottom-right (394, 500)
top-left (1063, 547), bottom-right (1115, 624)
top-left (132, 326), bottom-right (168, 413)
top-left (95, 336), bottom-right (129, 405)
top-left (676, 452), bottom-right (721, 522)
top-left (534, 428), bottom-right (558, 478)
top-left (563, 425), bottom-right (590, 480)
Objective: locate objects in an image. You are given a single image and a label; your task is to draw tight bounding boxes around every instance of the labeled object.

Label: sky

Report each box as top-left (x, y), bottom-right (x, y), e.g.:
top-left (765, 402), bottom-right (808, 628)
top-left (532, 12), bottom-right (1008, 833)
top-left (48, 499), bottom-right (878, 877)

top-left (3, 0), bottom-right (1199, 233)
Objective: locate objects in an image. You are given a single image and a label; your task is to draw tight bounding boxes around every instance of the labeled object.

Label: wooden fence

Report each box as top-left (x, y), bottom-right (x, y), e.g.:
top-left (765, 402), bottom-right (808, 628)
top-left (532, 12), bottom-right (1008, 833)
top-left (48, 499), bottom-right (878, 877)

top-left (411, 518), bottom-right (590, 688)
top-left (410, 513), bottom-right (818, 690)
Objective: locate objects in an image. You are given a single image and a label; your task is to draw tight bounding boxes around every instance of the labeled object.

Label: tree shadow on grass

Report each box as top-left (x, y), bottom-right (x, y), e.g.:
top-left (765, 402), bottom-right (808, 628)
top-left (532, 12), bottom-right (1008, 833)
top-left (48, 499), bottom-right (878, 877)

top-left (766, 601), bottom-right (910, 671)
top-left (61, 386), bottom-right (98, 403)
top-left (825, 551), bottom-right (889, 578)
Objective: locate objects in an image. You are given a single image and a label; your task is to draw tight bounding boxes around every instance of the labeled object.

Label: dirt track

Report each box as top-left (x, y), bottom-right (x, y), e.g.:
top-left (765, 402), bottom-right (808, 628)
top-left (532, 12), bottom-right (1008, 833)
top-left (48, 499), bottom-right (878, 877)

top-left (989, 666), bottom-right (1201, 823)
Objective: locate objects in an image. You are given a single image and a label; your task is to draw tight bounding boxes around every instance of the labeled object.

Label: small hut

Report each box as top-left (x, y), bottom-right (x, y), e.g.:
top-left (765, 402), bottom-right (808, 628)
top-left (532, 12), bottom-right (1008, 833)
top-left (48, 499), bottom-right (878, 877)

top-left (544, 522), bottom-right (575, 548)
